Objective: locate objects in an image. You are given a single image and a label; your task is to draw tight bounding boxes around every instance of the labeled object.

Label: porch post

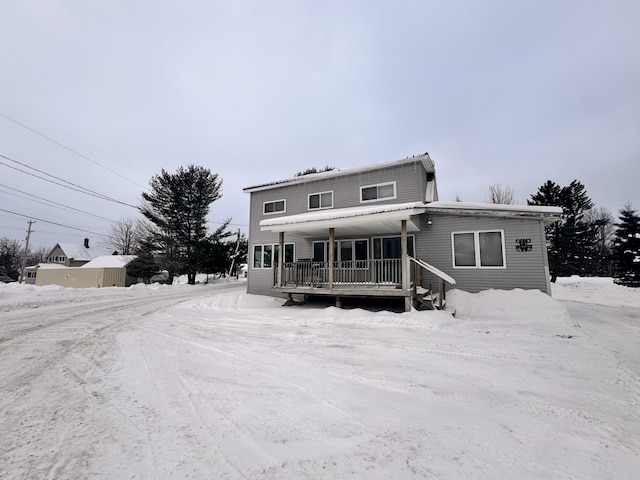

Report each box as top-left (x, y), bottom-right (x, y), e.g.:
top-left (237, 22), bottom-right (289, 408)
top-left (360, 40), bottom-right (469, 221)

top-left (401, 219), bottom-right (411, 312)
top-left (277, 231), bottom-right (284, 288)
top-left (328, 227), bottom-right (335, 290)
top-left (401, 219), bottom-right (408, 290)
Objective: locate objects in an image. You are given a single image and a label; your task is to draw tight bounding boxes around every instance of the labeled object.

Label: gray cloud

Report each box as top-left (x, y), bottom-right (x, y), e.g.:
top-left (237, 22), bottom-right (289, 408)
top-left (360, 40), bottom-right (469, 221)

top-left (1, 1), bottom-right (638, 248)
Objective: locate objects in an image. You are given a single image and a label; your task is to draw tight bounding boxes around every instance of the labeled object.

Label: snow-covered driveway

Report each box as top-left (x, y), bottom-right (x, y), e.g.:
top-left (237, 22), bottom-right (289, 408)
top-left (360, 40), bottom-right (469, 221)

top-left (1, 279), bottom-right (639, 479)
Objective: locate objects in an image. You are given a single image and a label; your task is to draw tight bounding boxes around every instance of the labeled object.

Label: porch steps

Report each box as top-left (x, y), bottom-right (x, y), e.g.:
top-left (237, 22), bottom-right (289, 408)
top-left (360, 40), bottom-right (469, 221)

top-left (413, 286), bottom-right (446, 311)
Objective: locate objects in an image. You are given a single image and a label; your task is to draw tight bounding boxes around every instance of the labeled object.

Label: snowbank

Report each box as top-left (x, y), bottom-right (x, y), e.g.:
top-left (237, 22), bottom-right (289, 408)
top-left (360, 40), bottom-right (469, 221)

top-left (553, 276), bottom-right (640, 308)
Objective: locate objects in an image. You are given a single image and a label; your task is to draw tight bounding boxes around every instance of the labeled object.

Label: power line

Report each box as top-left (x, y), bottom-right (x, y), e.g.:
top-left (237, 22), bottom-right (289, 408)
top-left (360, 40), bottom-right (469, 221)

top-left (0, 112), bottom-right (147, 189)
top-left (0, 153), bottom-right (137, 208)
top-left (208, 219), bottom-right (248, 227)
top-left (0, 207), bottom-right (105, 236)
top-left (0, 183), bottom-right (115, 223)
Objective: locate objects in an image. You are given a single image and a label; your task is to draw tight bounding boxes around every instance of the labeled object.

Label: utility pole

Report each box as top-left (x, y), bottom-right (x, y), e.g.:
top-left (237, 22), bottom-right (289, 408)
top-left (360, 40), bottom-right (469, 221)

top-left (227, 229), bottom-right (241, 280)
top-left (19, 220), bottom-right (35, 283)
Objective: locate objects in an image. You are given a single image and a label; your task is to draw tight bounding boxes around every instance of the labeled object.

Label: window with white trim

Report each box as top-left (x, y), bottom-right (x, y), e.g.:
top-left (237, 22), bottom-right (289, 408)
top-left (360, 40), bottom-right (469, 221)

top-left (360, 181), bottom-right (397, 203)
top-left (252, 243), bottom-right (295, 268)
top-left (372, 235), bottom-right (415, 259)
top-left (308, 191), bottom-right (333, 210)
top-left (263, 199), bottom-right (286, 215)
top-left (452, 230), bottom-right (506, 268)
top-left (312, 239), bottom-right (369, 267)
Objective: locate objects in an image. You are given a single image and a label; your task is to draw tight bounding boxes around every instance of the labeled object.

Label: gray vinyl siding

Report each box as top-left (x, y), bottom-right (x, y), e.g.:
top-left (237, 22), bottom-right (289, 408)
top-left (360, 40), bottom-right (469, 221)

top-left (246, 159), bottom-right (552, 298)
top-left (415, 214), bottom-right (551, 294)
top-left (246, 161), bottom-right (428, 296)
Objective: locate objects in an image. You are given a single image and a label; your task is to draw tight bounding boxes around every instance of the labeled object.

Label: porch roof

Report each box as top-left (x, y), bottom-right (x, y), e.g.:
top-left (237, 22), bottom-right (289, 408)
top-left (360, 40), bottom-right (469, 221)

top-left (259, 201), bottom-right (427, 237)
top-left (424, 201), bottom-right (563, 224)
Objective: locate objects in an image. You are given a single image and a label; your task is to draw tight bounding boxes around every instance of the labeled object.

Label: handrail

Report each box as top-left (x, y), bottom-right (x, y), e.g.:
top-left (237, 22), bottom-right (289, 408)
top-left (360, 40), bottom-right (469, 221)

top-left (409, 256), bottom-right (456, 285)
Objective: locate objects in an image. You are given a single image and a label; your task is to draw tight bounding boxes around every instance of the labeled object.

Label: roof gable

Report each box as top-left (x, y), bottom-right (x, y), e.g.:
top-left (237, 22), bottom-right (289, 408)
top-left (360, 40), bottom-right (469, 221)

top-left (46, 242), bottom-right (110, 261)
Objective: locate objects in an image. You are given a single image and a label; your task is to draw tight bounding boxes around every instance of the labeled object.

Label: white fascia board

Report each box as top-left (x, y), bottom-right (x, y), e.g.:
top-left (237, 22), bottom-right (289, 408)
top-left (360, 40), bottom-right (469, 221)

top-left (425, 201), bottom-right (563, 224)
top-left (260, 202), bottom-right (427, 232)
top-left (426, 201), bottom-right (562, 215)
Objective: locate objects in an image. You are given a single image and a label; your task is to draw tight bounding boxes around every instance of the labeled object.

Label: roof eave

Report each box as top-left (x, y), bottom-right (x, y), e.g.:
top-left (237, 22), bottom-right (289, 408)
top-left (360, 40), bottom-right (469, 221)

top-left (244, 154), bottom-right (434, 193)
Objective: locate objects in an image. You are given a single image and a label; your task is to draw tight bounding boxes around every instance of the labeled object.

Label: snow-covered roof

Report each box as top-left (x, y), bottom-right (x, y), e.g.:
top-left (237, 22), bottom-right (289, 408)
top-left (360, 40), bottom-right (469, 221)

top-left (244, 153), bottom-right (435, 193)
top-left (81, 255), bottom-right (137, 268)
top-left (260, 202), bottom-right (427, 236)
top-left (425, 201), bottom-right (563, 224)
top-left (49, 242), bottom-right (111, 261)
top-left (55, 243), bottom-right (94, 260)
top-left (29, 263), bottom-right (69, 270)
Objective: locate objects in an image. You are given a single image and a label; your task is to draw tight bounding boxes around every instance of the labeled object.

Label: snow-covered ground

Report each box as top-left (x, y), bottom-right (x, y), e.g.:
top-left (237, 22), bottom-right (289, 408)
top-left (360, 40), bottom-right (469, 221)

top-left (1, 278), bottom-right (639, 479)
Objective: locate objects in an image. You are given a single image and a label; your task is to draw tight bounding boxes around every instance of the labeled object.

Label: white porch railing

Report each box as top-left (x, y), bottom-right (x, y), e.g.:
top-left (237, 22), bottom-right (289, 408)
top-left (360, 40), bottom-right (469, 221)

top-left (276, 259), bottom-right (403, 287)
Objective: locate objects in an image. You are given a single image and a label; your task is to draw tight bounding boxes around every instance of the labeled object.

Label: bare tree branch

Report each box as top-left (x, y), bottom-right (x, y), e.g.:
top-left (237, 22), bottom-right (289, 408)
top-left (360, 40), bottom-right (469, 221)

top-left (487, 183), bottom-right (516, 204)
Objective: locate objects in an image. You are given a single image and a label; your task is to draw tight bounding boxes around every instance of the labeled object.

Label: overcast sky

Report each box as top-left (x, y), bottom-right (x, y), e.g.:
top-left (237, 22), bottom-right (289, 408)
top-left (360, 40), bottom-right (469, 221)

top-left (2, 1), bottom-right (639, 251)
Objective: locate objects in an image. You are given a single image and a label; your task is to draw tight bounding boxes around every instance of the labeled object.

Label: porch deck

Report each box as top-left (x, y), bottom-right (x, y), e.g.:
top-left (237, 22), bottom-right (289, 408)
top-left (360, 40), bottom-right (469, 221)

top-left (274, 259), bottom-right (412, 298)
top-left (272, 257), bottom-right (454, 311)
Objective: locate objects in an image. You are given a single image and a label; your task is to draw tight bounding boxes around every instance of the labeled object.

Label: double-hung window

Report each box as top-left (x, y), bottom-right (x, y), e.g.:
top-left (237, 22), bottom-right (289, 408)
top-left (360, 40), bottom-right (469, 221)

top-left (360, 181), bottom-right (396, 203)
top-left (263, 199), bottom-right (286, 215)
top-left (308, 191), bottom-right (333, 210)
top-left (452, 230), bottom-right (506, 268)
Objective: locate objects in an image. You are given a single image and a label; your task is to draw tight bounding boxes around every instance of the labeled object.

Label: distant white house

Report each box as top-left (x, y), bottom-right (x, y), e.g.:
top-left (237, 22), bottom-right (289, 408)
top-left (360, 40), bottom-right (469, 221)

top-left (44, 238), bottom-right (111, 267)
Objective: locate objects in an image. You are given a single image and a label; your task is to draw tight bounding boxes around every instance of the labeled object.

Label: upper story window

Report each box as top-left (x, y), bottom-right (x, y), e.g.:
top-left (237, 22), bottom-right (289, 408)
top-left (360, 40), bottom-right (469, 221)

top-left (308, 191), bottom-right (333, 210)
top-left (263, 199), bottom-right (286, 215)
top-left (452, 230), bottom-right (506, 268)
top-left (360, 181), bottom-right (397, 203)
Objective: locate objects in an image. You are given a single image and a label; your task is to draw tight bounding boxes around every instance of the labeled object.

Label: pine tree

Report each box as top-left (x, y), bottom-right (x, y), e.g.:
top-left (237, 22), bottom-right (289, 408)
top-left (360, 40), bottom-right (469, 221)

top-left (611, 204), bottom-right (640, 287)
top-left (528, 180), bottom-right (597, 281)
top-left (126, 252), bottom-right (161, 283)
top-left (139, 165), bottom-right (229, 285)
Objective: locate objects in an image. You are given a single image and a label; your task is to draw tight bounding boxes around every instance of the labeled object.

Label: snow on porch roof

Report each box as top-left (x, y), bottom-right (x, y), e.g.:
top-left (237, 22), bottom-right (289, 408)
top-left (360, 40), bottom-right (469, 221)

top-left (260, 201), bottom-right (427, 236)
top-left (425, 201), bottom-right (563, 224)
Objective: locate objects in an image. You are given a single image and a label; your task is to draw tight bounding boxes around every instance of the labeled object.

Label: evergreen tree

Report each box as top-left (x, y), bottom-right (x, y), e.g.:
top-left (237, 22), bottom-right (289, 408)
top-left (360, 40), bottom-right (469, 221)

top-left (0, 237), bottom-right (22, 279)
top-left (126, 252), bottom-right (161, 283)
top-left (528, 180), bottom-right (597, 281)
top-left (611, 203), bottom-right (640, 287)
top-left (139, 165), bottom-right (229, 285)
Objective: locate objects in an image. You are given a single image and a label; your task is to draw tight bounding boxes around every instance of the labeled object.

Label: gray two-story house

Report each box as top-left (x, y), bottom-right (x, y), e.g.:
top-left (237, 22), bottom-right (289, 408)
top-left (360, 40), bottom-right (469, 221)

top-left (243, 153), bottom-right (562, 312)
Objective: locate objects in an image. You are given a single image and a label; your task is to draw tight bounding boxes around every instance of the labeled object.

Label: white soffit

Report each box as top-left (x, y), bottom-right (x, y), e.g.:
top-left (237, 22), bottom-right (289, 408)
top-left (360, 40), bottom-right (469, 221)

top-left (260, 202), bottom-right (426, 236)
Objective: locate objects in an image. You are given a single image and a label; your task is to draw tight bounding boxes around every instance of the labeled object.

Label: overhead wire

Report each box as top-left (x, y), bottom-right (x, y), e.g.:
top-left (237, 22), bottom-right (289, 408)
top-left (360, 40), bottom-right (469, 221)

top-left (0, 112), bottom-right (147, 189)
top-left (1, 113), bottom-right (246, 235)
top-left (0, 183), bottom-right (116, 223)
top-left (208, 219), bottom-right (248, 227)
top-left (0, 154), bottom-right (137, 208)
top-left (0, 207), bottom-right (105, 236)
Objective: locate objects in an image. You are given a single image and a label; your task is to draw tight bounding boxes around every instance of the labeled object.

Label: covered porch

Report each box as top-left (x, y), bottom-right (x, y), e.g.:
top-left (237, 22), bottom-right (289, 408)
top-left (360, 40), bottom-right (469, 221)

top-left (259, 202), bottom-right (454, 311)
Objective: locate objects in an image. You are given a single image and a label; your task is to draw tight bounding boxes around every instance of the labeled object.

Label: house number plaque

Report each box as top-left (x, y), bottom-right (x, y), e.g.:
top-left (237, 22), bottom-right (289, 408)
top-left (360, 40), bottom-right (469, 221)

top-left (515, 239), bottom-right (533, 252)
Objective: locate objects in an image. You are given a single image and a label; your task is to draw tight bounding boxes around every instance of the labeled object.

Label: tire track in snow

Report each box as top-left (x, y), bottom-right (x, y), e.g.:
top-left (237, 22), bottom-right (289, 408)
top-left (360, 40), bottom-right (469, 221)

top-left (0, 285), bottom-right (243, 480)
